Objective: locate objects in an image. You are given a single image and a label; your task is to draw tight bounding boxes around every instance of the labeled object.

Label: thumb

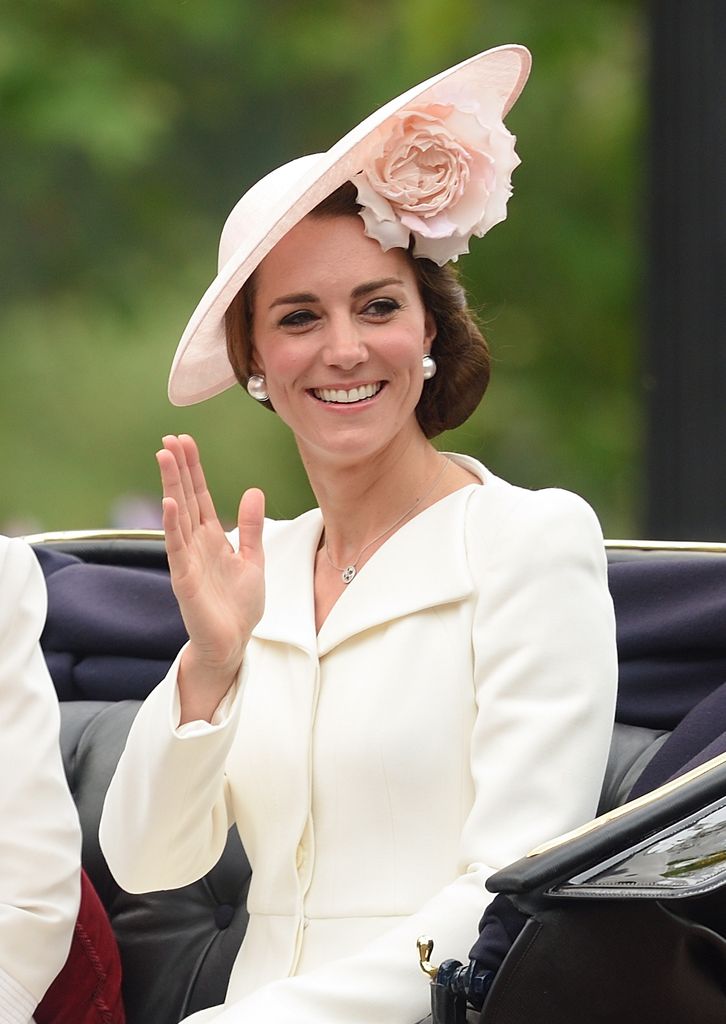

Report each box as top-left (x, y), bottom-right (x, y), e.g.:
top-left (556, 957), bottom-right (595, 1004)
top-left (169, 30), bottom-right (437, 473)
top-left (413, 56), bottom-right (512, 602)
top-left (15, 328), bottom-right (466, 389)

top-left (238, 487), bottom-right (265, 570)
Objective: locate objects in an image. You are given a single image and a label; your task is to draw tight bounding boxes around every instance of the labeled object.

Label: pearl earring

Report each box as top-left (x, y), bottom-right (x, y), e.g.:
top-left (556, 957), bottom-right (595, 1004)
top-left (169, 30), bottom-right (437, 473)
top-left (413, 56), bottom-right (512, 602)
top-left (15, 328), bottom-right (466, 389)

top-left (246, 374), bottom-right (269, 402)
top-left (422, 354), bottom-right (437, 380)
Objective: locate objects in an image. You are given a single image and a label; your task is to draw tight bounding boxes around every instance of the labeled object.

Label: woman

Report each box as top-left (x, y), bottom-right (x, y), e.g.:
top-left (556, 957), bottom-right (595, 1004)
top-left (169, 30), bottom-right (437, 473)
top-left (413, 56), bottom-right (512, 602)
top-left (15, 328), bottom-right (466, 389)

top-left (100, 45), bottom-right (618, 1023)
top-left (0, 536), bottom-right (81, 1023)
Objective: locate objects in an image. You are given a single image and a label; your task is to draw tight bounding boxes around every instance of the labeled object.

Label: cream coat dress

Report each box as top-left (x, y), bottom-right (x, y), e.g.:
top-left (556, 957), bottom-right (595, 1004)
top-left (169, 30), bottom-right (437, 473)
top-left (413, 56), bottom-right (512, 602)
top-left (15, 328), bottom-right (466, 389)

top-left (100, 455), bottom-right (618, 1023)
top-left (0, 538), bottom-right (81, 1024)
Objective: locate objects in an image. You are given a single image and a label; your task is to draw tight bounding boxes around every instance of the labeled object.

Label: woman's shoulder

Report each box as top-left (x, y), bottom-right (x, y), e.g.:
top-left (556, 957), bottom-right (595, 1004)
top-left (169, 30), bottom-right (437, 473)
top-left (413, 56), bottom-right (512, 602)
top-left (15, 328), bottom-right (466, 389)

top-left (451, 456), bottom-right (606, 565)
top-left (480, 474), bottom-right (601, 530)
top-left (449, 453), bottom-right (600, 521)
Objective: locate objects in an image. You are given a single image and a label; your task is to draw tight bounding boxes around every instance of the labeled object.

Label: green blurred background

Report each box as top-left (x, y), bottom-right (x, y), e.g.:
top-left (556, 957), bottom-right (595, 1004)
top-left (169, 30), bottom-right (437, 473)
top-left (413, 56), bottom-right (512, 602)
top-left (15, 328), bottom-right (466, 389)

top-left (1, 0), bottom-right (644, 536)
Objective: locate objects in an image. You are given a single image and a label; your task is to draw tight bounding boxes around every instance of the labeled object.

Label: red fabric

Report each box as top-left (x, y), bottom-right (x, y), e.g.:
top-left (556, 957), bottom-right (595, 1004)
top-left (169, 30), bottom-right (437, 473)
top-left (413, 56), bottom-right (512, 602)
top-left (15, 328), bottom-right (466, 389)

top-left (35, 869), bottom-right (125, 1024)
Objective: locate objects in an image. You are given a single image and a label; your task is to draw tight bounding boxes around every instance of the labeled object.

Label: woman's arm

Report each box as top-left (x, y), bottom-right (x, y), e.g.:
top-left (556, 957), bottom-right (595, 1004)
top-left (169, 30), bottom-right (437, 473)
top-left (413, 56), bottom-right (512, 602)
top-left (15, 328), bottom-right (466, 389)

top-left (0, 538), bottom-right (81, 1023)
top-left (463, 485), bottom-right (618, 867)
top-left (100, 434), bottom-right (265, 892)
top-left (98, 648), bottom-right (246, 893)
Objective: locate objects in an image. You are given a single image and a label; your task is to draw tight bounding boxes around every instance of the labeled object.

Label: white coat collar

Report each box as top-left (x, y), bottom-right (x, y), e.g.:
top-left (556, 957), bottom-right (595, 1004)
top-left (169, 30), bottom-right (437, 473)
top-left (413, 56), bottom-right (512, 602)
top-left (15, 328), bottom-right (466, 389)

top-left (251, 454), bottom-right (487, 656)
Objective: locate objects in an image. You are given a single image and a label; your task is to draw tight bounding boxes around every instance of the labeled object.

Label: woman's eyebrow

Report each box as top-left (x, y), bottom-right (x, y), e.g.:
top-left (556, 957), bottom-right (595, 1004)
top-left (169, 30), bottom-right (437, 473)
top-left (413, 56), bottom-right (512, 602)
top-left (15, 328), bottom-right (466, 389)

top-left (351, 277), bottom-right (404, 298)
top-left (269, 291), bottom-right (318, 309)
top-left (269, 277), bottom-right (404, 310)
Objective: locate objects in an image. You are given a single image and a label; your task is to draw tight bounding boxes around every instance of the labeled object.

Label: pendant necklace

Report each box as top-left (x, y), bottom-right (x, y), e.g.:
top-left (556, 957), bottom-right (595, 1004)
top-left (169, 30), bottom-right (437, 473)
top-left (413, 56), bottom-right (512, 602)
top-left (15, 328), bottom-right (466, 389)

top-left (324, 456), bottom-right (450, 585)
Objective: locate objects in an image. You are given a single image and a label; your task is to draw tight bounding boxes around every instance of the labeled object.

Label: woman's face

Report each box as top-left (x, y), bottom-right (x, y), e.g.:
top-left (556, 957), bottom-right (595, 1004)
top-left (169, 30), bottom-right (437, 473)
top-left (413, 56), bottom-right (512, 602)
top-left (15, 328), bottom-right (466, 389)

top-left (251, 213), bottom-right (436, 467)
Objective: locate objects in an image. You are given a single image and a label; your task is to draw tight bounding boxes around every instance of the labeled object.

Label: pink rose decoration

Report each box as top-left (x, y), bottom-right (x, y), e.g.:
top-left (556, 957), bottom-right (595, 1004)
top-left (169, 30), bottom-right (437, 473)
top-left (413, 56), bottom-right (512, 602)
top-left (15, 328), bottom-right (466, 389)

top-left (352, 96), bottom-right (521, 265)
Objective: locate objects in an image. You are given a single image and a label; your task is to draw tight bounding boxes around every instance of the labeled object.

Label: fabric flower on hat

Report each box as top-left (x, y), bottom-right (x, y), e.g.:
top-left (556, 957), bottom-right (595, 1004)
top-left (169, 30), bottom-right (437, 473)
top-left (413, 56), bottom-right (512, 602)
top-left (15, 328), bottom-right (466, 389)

top-left (352, 96), bottom-right (521, 266)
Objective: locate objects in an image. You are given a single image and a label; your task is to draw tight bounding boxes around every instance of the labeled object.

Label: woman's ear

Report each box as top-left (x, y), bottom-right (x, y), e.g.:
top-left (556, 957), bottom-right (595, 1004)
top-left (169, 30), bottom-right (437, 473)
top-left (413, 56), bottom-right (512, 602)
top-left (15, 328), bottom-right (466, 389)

top-left (249, 347), bottom-right (264, 376)
top-left (423, 310), bottom-right (437, 353)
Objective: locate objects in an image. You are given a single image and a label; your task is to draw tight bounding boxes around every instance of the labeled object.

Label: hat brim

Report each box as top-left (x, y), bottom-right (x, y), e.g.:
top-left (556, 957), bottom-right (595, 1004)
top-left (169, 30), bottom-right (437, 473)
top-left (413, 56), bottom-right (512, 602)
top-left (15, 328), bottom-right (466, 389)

top-left (168, 44), bottom-right (531, 406)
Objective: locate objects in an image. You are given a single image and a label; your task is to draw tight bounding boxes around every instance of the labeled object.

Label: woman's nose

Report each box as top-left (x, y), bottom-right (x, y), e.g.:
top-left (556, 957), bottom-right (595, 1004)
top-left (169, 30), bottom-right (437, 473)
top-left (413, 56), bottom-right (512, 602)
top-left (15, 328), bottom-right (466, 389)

top-left (322, 321), bottom-right (368, 370)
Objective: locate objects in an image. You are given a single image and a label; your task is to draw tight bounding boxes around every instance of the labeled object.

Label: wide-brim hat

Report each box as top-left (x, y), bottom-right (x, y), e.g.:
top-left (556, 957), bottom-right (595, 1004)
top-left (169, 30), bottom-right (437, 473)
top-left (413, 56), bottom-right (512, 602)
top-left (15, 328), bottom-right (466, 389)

top-left (168, 44), bottom-right (531, 406)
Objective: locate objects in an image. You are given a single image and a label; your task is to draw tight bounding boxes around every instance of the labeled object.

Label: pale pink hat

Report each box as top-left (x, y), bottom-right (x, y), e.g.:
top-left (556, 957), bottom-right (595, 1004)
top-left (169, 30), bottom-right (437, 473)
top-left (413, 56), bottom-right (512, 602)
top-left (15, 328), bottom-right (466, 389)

top-left (168, 44), bottom-right (531, 406)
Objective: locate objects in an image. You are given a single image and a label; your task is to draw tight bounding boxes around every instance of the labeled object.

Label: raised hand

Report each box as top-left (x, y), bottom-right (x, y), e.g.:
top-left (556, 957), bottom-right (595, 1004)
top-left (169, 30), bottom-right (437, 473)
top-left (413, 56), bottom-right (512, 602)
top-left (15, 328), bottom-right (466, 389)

top-left (157, 434), bottom-right (265, 723)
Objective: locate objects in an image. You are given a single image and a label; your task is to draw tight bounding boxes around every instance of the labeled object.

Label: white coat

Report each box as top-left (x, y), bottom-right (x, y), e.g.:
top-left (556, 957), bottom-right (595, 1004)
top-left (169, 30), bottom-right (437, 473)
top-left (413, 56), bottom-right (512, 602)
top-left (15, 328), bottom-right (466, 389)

top-left (100, 456), bottom-right (618, 1023)
top-left (0, 538), bottom-right (81, 1024)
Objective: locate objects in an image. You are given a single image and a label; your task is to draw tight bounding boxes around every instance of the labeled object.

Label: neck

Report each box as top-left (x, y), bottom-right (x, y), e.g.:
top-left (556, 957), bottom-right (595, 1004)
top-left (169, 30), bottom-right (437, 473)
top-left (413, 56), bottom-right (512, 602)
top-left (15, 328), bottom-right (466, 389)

top-left (299, 435), bottom-right (444, 564)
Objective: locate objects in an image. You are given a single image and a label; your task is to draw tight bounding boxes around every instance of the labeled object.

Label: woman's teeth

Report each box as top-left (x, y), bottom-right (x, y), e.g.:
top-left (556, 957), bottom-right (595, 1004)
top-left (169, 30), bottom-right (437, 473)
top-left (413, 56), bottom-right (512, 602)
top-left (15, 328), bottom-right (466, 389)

top-left (313, 382), bottom-right (382, 404)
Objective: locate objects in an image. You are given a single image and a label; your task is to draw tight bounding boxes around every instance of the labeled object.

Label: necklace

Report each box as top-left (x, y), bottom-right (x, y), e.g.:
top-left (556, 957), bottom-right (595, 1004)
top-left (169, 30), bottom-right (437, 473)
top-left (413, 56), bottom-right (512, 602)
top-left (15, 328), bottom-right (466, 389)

top-left (324, 456), bottom-right (450, 585)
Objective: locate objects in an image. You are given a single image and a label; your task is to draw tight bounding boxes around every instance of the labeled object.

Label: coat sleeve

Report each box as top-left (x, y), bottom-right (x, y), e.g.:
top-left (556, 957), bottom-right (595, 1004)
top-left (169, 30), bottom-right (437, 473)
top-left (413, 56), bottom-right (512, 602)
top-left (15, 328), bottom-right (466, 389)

top-left (98, 648), bottom-right (246, 893)
top-left (99, 524), bottom-right (273, 893)
top-left (0, 539), bottom-right (81, 1024)
top-left (196, 486), bottom-right (619, 1023)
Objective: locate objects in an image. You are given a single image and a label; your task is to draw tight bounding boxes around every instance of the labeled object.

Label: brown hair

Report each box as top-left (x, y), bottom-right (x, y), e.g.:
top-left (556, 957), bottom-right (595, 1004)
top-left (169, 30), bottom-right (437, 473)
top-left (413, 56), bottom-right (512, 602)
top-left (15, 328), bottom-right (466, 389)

top-left (225, 182), bottom-right (490, 439)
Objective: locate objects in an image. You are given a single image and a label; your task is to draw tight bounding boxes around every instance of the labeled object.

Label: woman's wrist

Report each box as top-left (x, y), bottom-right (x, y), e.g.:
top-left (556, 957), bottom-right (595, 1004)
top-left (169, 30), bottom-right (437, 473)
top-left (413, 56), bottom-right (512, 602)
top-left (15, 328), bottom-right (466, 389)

top-left (177, 642), bottom-right (246, 725)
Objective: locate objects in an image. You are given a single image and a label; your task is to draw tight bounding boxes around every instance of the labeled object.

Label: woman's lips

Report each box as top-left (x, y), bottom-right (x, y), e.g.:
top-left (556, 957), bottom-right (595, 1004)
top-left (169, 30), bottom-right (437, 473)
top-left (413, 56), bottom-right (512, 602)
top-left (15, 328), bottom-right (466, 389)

top-left (311, 382), bottom-right (384, 405)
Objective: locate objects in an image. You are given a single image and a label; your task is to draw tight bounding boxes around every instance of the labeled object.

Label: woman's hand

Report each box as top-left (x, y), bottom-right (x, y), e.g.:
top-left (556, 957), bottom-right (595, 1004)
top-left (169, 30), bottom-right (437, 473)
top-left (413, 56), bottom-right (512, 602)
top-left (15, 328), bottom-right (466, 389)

top-left (157, 434), bottom-right (265, 723)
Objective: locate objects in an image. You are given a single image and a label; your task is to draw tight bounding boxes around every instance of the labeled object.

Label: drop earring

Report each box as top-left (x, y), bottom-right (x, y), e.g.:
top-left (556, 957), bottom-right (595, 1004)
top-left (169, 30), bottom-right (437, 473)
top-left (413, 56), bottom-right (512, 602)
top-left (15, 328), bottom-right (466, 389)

top-left (246, 374), bottom-right (269, 402)
top-left (422, 354), bottom-right (437, 380)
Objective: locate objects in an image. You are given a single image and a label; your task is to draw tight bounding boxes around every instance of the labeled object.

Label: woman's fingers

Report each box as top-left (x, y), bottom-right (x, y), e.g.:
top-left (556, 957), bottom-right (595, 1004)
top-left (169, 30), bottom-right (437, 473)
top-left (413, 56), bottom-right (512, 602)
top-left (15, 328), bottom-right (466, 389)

top-left (156, 438), bottom-right (265, 666)
top-left (159, 434), bottom-right (263, 583)
top-left (162, 435), bottom-right (201, 532)
top-left (160, 496), bottom-right (191, 577)
top-left (159, 437), bottom-right (194, 541)
top-left (179, 434), bottom-right (219, 525)
top-left (156, 456), bottom-right (191, 575)
top-left (157, 446), bottom-right (193, 545)
top-left (238, 488), bottom-right (265, 571)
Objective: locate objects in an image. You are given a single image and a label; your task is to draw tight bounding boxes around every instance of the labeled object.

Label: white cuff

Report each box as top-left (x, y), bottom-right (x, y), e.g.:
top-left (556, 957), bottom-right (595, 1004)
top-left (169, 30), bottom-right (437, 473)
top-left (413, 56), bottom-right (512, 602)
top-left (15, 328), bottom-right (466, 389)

top-left (174, 679), bottom-right (241, 737)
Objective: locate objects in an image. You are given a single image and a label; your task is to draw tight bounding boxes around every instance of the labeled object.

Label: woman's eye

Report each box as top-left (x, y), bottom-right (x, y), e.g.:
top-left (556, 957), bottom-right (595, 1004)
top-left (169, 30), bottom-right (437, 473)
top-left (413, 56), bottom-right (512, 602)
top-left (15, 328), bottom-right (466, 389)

top-left (279, 309), bottom-right (317, 328)
top-left (363, 298), bottom-right (401, 318)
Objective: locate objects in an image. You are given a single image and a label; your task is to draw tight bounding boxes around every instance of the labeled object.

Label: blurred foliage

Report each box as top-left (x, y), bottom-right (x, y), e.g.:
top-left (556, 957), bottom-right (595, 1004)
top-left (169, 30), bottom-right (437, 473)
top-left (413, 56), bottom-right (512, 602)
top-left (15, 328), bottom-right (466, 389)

top-left (0, 0), bottom-right (644, 535)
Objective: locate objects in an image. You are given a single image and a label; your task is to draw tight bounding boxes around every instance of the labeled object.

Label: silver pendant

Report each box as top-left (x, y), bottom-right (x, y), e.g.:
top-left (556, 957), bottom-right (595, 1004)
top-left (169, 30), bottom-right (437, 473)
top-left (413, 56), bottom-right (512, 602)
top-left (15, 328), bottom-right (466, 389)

top-left (341, 565), bottom-right (356, 584)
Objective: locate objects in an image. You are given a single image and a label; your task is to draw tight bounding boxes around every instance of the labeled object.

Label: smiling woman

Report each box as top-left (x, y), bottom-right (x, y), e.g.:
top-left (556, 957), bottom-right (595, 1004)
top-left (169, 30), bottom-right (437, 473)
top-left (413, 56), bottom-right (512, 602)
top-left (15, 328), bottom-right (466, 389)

top-left (225, 181), bottom-right (492, 440)
top-left (245, 214), bottom-right (438, 473)
top-left (98, 45), bottom-right (619, 1024)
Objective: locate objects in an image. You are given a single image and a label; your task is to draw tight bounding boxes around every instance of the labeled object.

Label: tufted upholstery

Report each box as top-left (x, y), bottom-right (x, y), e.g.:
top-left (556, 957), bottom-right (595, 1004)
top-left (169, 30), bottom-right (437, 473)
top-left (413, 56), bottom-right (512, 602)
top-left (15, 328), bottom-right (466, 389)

top-left (60, 699), bottom-right (250, 1023)
top-left (33, 536), bottom-right (726, 1024)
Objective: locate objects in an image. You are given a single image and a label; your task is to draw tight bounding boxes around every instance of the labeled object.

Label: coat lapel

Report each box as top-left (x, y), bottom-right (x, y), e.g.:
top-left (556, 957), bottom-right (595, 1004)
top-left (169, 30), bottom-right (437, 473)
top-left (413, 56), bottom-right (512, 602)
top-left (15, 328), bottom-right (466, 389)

top-left (252, 509), bottom-right (322, 654)
top-left (250, 457), bottom-right (485, 657)
top-left (317, 484), bottom-right (476, 655)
